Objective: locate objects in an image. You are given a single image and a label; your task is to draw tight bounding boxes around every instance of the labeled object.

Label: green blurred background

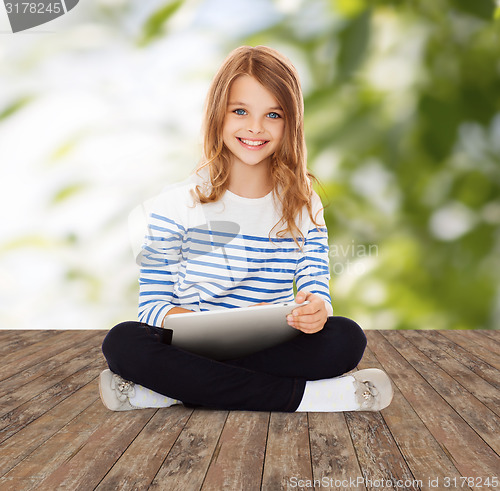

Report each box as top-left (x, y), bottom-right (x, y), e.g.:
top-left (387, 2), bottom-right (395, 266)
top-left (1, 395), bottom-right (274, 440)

top-left (1, 0), bottom-right (499, 330)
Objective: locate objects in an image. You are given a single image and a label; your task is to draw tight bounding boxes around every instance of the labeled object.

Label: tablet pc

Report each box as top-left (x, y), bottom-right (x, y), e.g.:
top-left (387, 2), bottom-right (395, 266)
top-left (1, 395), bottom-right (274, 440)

top-left (163, 301), bottom-right (309, 360)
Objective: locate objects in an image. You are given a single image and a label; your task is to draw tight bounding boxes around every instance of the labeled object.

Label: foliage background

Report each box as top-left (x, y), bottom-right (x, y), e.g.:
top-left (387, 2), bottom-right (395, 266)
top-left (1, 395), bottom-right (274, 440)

top-left (1, 0), bottom-right (499, 330)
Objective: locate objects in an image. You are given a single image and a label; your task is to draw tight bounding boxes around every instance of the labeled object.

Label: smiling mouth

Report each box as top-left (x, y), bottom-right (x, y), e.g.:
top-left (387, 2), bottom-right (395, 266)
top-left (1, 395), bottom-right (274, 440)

top-left (237, 137), bottom-right (269, 148)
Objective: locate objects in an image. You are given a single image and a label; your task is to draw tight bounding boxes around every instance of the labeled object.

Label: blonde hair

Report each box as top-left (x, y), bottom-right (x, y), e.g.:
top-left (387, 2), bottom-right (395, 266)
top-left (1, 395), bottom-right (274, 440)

top-left (193, 45), bottom-right (322, 247)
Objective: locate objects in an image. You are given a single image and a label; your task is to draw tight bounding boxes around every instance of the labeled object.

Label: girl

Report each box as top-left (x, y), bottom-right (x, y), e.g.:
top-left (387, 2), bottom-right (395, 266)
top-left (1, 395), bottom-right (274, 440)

top-left (100, 46), bottom-right (393, 413)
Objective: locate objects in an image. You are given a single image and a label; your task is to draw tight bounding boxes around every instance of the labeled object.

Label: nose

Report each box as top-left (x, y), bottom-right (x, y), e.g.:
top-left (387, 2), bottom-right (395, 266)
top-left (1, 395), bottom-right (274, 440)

top-left (248, 116), bottom-right (264, 134)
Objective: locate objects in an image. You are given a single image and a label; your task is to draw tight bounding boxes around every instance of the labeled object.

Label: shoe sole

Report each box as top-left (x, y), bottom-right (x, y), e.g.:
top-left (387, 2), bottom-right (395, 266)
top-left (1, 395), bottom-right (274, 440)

top-left (99, 369), bottom-right (115, 410)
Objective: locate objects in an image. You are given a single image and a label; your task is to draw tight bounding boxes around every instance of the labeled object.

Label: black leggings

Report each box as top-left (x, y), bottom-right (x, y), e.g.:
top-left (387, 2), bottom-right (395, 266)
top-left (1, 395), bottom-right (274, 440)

top-left (101, 316), bottom-right (367, 412)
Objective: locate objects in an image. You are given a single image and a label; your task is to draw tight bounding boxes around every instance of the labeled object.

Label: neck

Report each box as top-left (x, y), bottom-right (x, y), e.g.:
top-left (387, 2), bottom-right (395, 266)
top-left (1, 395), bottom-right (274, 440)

top-left (227, 160), bottom-right (273, 198)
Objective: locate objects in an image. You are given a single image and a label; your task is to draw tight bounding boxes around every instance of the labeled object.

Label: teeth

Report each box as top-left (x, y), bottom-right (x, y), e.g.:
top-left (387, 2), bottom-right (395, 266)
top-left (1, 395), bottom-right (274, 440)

top-left (240, 138), bottom-right (267, 146)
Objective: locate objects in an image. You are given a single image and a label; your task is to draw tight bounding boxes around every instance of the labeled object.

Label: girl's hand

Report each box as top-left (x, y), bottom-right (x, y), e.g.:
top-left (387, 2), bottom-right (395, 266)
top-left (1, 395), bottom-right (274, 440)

top-left (161, 307), bottom-right (194, 327)
top-left (287, 291), bottom-right (328, 334)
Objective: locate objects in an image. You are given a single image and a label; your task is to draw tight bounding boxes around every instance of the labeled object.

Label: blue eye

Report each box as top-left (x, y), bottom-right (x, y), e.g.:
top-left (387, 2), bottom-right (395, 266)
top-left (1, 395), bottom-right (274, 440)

top-left (234, 109), bottom-right (246, 115)
top-left (268, 112), bottom-right (281, 119)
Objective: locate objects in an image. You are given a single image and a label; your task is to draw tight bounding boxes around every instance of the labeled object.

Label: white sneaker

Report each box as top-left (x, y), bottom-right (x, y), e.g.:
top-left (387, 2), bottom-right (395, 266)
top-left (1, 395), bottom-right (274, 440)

top-left (99, 369), bottom-right (140, 411)
top-left (352, 368), bottom-right (394, 411)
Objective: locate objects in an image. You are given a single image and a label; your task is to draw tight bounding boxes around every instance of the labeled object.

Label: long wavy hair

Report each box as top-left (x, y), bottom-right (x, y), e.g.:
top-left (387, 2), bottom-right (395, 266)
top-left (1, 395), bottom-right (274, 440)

top-left (192, 45), bottom-right (323, 248)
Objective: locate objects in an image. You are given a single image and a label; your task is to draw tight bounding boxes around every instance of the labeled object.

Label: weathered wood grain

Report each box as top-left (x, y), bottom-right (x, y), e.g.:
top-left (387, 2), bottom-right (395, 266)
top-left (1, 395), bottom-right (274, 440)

top-left (0, 330), bottom-right (55, 357)
top-left (345, 410), bottom-right (418, 491)
top-left (453, 329), bottom-right (500, 356)
top-left (0, 356), bottom-right (106, 443)
top-left (0, 345), bottom-right (104, 418)
top-left (438, 330), bottom-right (500, 371)
top-left (149, 409), bottom-right (229, 490)
top-left (369, 330), bottom-right (500, 479)
top-left (262, 412), bottom-right (312, 491)
top-left (201, 410), bottom-right (269, 490)
top-left (359, 344), bottom-right (466, 490)
top-left (308, 412), bottom-right (366, 491)
top-left (400, 330), bottom-right (500, 417)
top-left (95, 405), bottom-right (194, 490)
top-left (420, 330), bottom-right (500, 391)
top-left (0, 329), bottom-right (498, 491)
top-left (381, 330), bottom-right (500, 456)
top-left (0, 331), bottom-right (103, 398)
top-left (0, 381), bottom-right (99, 478)
top-left (2, 397), bottom-right (113, 490)
top-left (1, 330), bottom-right (98, 382)
top-left (479, 330), bottom-right (500, 350)
top-left (34, 406), bottom-right (157, 490)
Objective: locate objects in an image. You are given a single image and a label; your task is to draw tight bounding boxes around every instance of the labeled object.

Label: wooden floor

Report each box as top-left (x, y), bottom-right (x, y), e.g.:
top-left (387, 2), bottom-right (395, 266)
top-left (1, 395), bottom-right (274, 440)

top-left (0, 330), bottom-right (499, 491)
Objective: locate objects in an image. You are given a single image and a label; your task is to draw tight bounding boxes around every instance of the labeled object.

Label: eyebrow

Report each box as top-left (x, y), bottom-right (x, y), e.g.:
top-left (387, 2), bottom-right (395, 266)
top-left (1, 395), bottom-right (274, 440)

top-left (228, 101), bottom-right (283, 111)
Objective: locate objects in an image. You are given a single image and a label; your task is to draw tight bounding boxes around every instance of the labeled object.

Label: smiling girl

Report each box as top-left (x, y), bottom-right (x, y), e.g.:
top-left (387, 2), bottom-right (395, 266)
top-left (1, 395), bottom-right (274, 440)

top-left (99, 46), bottom-right (393, 413)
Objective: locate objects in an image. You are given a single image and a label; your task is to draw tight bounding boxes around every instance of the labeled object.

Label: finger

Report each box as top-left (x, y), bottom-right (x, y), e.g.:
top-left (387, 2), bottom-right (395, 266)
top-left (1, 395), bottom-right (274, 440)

top-left (288, 319), bottom-right (322, 334)
top-left (288, 311), bottom-right (324, 328)
top-left (294, 290), bottom-right (310, 304)
top-left (293, 318), bottom-right (324, 331)
top-left (297, 318), bottom-right (325, 332)
top-left (292, 296), bottom-right (323, 317)
top-left (292, 303), bottom-right (317, 317)
top-left (289, 309), bottom-right (323, 322)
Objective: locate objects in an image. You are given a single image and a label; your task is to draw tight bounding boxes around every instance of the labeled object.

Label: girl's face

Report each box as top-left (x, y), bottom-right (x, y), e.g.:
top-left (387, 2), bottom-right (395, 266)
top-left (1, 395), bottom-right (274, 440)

top-left (222, 75), bottom-right (285, 170)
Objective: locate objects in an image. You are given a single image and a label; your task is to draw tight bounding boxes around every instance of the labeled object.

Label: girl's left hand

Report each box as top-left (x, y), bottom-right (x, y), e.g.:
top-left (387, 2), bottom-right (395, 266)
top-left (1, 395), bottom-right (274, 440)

top-left (287, 291), bottom-right (328, 334)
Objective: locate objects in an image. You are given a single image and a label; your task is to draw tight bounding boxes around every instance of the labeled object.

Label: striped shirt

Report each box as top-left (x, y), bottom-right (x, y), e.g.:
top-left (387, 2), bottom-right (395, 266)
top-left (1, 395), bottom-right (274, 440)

top-left (137, 174), bottom-right (332, 327)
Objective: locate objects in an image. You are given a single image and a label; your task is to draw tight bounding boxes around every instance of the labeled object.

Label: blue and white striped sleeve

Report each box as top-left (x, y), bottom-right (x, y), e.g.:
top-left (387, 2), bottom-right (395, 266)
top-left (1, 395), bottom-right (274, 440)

top-left (294, 195), bottom-right (333, 315)
top-left (137, 207), bottom-right (185, 327)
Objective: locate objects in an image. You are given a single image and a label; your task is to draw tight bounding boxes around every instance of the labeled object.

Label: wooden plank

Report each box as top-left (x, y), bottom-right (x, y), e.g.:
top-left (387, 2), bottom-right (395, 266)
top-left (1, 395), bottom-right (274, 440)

top-left (419, 331), bottom-right (500, 391)
top-left (201, 411), bottom-right (269, 491)
top-left (148, 409), bottom-right (228, 490)
top-left (0, 329), bottom-right (15, 339)
top-left (34, 406), bottom-right (157, 490)
top-left (0, 381), bottom-right (99, 478)
top-left (400, 331), bottom-right (500, 418)
top-left (438, 330), bottom-right (500, 370)
top-left (0, 330), bottom-right (25, 345)
top-left (478, 330), bottom-right (500, 350)
top-left (345, 410), bottom-right (420, 491)
top-left (1, 398), bottom-right (113, 490)
top-left (358, 344), bottom-right (466, 489)
top-left (1, 329), bottom-right (499, 491)
top-left (0, 330), bottom-right (56, 357)
top-left (456, 330), bottom-right (500, 356)
top-left (308, 412), bottom-right (365, 491)
top-left (1, 330), bottom-right (89, 369)
top-left (261, 412), bottom-right (312, 491)
top-left (0, 331), bottom-right (103, 398)
top-left (0, 356), bottom-right (106, 443)
top-left (1, 330), bottom-right (98, 382)
top-left (381, 330), bottom-right (500, 456)
top-left (0, 344), bottom-right (104, 418)
top-left (366, 331), bottom-right (500, 479)
top-left (95, 405), bottom-right (194, 490)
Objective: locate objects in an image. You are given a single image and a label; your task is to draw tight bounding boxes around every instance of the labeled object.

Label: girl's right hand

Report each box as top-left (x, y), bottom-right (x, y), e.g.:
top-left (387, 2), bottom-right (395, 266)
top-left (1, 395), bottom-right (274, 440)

top-left (166, 307), bottom-right (195, 315)
top-left (162, 307), bottom-right (194, 327)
